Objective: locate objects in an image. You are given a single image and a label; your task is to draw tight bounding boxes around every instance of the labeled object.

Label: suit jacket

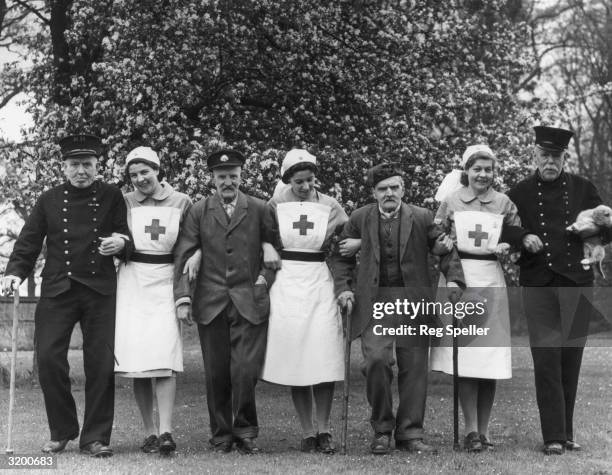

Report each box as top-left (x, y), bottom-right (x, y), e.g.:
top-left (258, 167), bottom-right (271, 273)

top-left (331, 202), bottom-right (464, 341)
top-left (6, 181), bottom-right (132, 297)
top-left (173, 191), bottom-right (277, 325)
top-left (505, 171), bottom-right (607, 286)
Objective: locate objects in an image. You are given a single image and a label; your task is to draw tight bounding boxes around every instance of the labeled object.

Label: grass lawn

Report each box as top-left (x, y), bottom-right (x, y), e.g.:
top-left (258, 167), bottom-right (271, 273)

top-left (1, 333), bottom-right (612, 474)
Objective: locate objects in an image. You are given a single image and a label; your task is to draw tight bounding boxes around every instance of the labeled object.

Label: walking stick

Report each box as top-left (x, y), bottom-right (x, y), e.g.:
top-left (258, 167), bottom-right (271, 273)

top-left (6, 286), bottom-right (19, 455)
top-left (340, 299), bottom-right (353, 455)
top-left (452, 309), bottom-right (460, 451)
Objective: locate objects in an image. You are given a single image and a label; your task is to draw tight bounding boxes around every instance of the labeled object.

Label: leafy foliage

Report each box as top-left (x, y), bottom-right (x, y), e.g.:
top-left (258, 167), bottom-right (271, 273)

top-left (2, 1), bottom-right (532, 210)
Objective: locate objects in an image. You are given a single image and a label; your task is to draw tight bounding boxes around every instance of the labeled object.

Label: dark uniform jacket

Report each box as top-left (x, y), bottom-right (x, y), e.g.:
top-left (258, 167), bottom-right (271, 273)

top-left (173, 191), bottom-right (277, 325)
top-left (6, 181), bottom-right (132, 297)
top-left (330, 202), bottom-right (465, 341)
top-left (505, 171), bottom-right (606, 286)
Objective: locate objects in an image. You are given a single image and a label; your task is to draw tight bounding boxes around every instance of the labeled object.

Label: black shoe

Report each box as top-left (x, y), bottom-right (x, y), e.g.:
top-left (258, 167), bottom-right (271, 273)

top-left (464, 432), bottom-right (482, 453)
top-left (565, 440), bottom-right (582, 451)
top-left (397, 438), bottom-right (438, 454)
top-left (479, 434), bottom-right (495, 451)
top-left (41, 439), bottom-right (70, 454)
top-left (370, 433), bottom-right (391, 455)
top-left (80, 441), bottom-right (113, 458)
top-left (542, 442), bottom-right (564, 455)
top-left (212, 440), bottom-right (233, 453)
top-left (236, 437), bottom-right (259, 455)
top-left (300, 436), bottom-right (317, 453)
top-left (159, 432), bottom-right (176, 455)
top-left (316, 433), bottom-right (336, 454)
top-left (141, 434), bottom-right (159, 454)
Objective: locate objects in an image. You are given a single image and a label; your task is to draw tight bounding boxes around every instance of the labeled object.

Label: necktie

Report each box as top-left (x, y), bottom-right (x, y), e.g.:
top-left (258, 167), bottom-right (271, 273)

top-left (223, 203), bottom-right (234, 218)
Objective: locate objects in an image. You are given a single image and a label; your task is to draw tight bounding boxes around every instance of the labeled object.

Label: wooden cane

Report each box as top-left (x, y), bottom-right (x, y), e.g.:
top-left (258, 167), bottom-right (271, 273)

top-left (6, 287), bottom-right (19, 455)
top-left (340, 300), bottom-right (353, 455)
top-left (452, 304), bottom-right (461, 451)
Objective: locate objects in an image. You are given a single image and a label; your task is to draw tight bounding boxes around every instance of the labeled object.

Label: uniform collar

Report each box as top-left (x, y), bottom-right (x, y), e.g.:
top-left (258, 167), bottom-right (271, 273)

top-left (458, 186), bottom-right (495, 204)
top-left (134, 182), bottom-right (173, 202)
top-left (64, 180), bottom-right (98, 194)
top-left (535, 169), bottom-right (567, 186)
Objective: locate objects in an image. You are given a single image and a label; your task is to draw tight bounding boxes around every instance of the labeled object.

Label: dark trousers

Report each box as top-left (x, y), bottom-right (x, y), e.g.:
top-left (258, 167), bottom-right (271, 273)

top-left (197, 302), bottom-right (267, 445)
top-left (34, 281), bottom-right (115, 447)
top-left (360, 318), bottom-right (429, 441)
top-left (530, 347), bottom-right (584, 443)
top-left (522, 274), bottom-right (590, 443)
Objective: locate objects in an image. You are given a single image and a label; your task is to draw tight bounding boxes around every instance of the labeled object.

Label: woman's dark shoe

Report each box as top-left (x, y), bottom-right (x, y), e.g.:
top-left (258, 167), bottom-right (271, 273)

top-left (479, 434), bottom-right (495, 451)
top-left (464, 431), bottom-right (483, 453)
top-left (300, 436), bottom-right (317, 453)
top-left (542, 442), bottom-right (565, 455)
top-left (141, 434), bottom-right (159, 454)
top-left (316, 433), bottom-right (336, 454)
top-left (159, 432), bottom-right (176, 455)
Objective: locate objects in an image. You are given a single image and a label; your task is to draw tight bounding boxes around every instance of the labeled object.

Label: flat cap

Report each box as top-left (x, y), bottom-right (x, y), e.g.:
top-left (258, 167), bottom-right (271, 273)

top-left (58, 134), bottom-right (103, 160)
top-left (207, 149), bottom-right (245, 170)
top-left (366, 162), bottom-right (403, 187)
top-left (534, 126), bottom-right (574, 152)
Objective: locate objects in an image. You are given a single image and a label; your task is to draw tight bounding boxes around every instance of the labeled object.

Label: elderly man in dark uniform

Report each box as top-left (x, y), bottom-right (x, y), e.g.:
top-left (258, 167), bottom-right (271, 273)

top-left (332, 163), bottom-right (464, 455)
top-left (2, 134), bottom-right (132, 457)
top-left (173, 149), bottom-right (278, 454)
top-left (505, 126), bottom-right (610, 455)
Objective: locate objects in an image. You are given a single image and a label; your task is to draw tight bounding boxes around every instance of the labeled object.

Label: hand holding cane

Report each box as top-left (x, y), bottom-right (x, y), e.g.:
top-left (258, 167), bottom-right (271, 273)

top-left (5, 282), bottom-right (20, 454)
top-left (340, 298), bottom-right (353, 455)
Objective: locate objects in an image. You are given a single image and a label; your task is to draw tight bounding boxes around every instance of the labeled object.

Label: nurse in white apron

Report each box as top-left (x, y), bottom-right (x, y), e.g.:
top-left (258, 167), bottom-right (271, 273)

top-left (261, 150), bottom-right (348, 454)
top-left (114, 147), bottom-right (199, 455)
top-left (430, 145), bottom-right (522, 452)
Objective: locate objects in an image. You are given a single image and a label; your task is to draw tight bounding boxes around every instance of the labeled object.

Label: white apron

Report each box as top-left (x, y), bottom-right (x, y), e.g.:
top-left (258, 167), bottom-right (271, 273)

top-left (261, 201), bottom-right (344, 386)
top-left (115, 206), bottom-right (183, 375)
top-left (430, 210), bottom-right (512, 379)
